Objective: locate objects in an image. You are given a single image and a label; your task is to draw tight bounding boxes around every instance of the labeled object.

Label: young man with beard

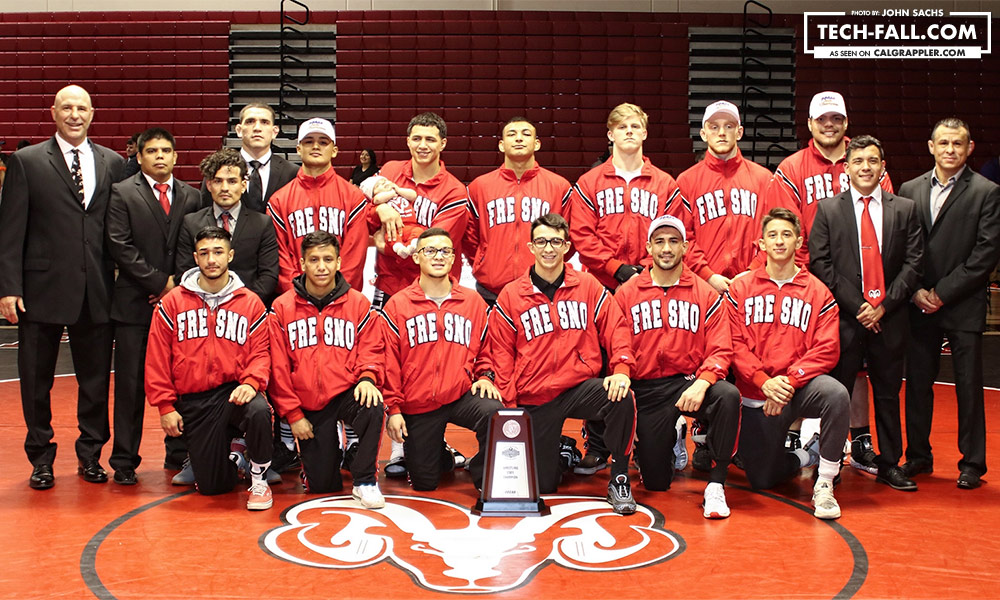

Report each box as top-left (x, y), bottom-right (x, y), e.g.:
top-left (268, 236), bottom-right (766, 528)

top-left (268, 231), bottom-right (386, 507)
top-left (614, 215), bottom-right (740, 518)
top-left (727, 208), bottom-right (849, 519)
top-left (145, 227), bottom-right (274, 510)
top-left (380, 228), bottom-right (502, 492)
top-left (465, 117), bottom-right (572, 305)
top-left (489, 213), bottom-right (638, 514)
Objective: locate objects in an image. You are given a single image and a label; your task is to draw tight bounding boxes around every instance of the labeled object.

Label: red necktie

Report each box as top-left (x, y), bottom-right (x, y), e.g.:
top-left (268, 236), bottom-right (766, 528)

top-left (860, 196), bottom-right (885, 307)
top-left (221, 211), bottom-right (231, 233)
top-left (154, 183), bottom-right (170, 215)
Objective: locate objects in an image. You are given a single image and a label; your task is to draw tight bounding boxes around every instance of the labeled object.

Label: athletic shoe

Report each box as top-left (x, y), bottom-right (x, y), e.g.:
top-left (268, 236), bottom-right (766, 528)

top-left (246, 480), bottom-right (273, 510)
top-left (264, 467), bottom-right (282, 485)
top-left (271, 443), bottom-right (301, 473)
top-left (352, 483), bottom-right (386, 509)
top-left (690, 444), bottom-right (712, 473)
top-left (171, 456), bottom-right (195, 486)
top-left (230, 438), bottom-right (248, 477)
top-left (785, 430), bottom-right (802, 451)
top-left (673, 417), bottom-right (688, 471)
top-left (446, 443), bottom-right (468, 469)
top-left (849, 434), bottom-right (878, 475)
top-left (385, 441), bottom-right (407, 478)
top-left (574, 452), bottom-right (609, 475)
top-left (559, 435), bottom-right (582, 472)
top-left (702, 483), bottom-right (730, 519)
top-left (341, 441), bottom-right (359, 472)
top-left (606, 473), bottom-right (637, 515)
top-left (812, 480), bottom-right (841, 519)
top-left (802, 432), bottom-right (821, 469)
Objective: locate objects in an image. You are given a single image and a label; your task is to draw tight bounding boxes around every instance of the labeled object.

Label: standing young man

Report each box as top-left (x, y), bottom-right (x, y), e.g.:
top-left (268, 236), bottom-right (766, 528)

top-left (899, 118), bottom-right (1000, 489)
top-left (269, 231), bottom-right (386, 507)
top-left (727, 208), bottom-right (849, 519)
top-left (268, 118), bottom-right (370, 293)
top-left (614, 215), bottom-right (740, 518)
top-left (809, 136), bottom-right (923, 492)
top-left (380, 228), bottom-right (502, 492)
top-left (465, 117), bottom-right (572, 305)
top-left (489, 213), bottom-right (638, 514)
top-left (106, 127), bottom-right (201, 484)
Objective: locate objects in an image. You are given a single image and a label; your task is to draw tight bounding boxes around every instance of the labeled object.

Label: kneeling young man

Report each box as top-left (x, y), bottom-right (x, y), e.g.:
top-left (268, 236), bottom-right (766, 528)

top-left (381, 228), bottom-right (502, 491)
top-left (726, 208), bottom-right (849, 519)
top-left (145, 227), bottom-right (274, 510)
top-left (489, 213), bottom-right (638, 514)
top-left (614, 215), bottom-right (740, 518)
top-left (268, 231), bottom-right (386, 508)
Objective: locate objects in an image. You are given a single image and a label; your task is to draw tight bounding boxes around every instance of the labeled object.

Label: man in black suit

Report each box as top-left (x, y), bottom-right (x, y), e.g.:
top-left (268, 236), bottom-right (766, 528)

top-left (200, 103), bottom-right (299, 212)
top-left (0, 85), bottom-right (125, 489)
top-left (179, 148), bottom-right (279, 304)
top-left (809, 134), bottom-right (924, 492)
top-left (106, 128), bottom-right (201, 485)
top-left (899, 118), bottom-right (1000, 490)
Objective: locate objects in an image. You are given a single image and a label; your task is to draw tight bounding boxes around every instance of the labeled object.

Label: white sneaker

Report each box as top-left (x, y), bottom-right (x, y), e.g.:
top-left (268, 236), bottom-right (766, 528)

top-left (673, 416), bottom-right (688, 471)
top-left (352, 483), bottom-right (386, 509)
top-left (812, 480), bottom-right (841, 519)
top-left (702, 483), bottom-right (730, 519)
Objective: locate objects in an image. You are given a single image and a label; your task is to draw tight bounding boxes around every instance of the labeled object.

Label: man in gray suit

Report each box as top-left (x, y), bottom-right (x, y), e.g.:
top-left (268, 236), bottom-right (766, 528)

top-left (899, 118), bottom-right (1000, 490)
top-left (200, 103), bottom-right (299, 212)
top-left (0, 85), bottom-right (125, 489)
top-left (809, 135), bottom-right (923, 492)
top-left (106, 128), bottom-right (201, 485)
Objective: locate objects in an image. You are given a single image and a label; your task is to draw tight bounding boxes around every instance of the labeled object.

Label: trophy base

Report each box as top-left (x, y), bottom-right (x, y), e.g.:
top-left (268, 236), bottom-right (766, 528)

top-left (471, 498), bottom-right (550, 517)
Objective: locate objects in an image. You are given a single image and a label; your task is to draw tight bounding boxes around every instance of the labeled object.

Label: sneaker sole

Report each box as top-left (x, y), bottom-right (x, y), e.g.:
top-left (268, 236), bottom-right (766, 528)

top-left (247, 499), bottom-right (273, 510)
top-left (848, 458), bottom-right (879, 475)
top-left (352, 492), bottom-right (386, 509)
top-left (574, 462), bottom-right (609, 475)
top-left (814, 506), bottom-right (841, 519)
top-left (704, 510), bottom-right (730, 519)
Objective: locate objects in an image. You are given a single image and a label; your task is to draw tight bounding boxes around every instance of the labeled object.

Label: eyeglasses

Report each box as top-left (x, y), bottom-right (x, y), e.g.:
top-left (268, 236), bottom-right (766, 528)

top-left (419, 247), bottom-right (455, 258)
top-left (531, 237), bottom-right (567, 249)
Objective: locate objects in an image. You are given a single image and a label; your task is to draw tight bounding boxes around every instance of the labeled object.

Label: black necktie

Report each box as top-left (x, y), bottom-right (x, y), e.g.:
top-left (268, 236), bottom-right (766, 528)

top-left (70, 149), bottom-right (84, 204)
top-left (246, 160), bottom-right (263, 212)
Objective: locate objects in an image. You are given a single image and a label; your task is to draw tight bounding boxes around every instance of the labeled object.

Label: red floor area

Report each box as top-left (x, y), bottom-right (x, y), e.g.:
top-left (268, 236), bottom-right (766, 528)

top-left (1, 376), bottom-right (997, 599)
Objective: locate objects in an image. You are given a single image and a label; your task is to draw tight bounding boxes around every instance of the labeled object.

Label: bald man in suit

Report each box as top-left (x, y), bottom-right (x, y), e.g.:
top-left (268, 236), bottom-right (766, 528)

top-left (106, 128), bottom-right (201, 484)
top-left (0, 85), bottom-right (125, 489)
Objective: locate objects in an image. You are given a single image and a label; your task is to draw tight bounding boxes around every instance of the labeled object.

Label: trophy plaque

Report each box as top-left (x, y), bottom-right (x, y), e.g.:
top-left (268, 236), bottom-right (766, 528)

top-left (472, 409), bottom-right (549, 517)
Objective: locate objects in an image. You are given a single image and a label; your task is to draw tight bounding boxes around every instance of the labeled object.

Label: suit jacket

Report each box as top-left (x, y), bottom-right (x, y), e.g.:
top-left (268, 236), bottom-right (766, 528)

top-left (106, 173), bottom-right (202, 324)
top-left (0, 136), bottom-right (125, 324)
top-left (176, 205), bottom-right (279, 304)
top-left (899, 167), bottom-right (1000, 332)
top-left (808, 189), bottom-right (924, 349)
top-left (199, 153), bottom-right (299, 212)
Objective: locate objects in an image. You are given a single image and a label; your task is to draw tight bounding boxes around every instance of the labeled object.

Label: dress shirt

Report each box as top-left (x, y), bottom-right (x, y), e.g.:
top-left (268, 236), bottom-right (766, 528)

top-left (55, 133), bottom-right (96, 208)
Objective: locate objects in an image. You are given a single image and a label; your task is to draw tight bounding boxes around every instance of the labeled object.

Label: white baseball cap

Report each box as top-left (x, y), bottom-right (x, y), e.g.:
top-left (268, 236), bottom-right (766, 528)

top-left (701, 100), bottom-right (741, 127)
top-left (647, 215), bottom-right (686, 242)
top-left (297, 117), bottom-right (336, 144)
top-left (809, 91), bottom-right (847, 120)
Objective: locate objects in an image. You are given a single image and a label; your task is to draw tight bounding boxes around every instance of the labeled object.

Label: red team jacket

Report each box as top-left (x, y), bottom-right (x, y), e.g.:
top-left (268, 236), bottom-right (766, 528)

top-left (379, 279), bottom-right (492, 415)
top-left (267, 276), bottom-right (383, 424)
top-left (465, 164), bottom-right (572, 295)
top-left (768, 137), bottom-right (894, 265)
top-left (145, 276), bottom-right (270, 416)
top-left (677, 149), bottom-right (773, 279)
top-left (725, 267), bottom-right (840, 401)
top-left (569, 157), bottom-right (709, 290)
top-left (267, 167), bottom-right (369, 293)
top-left (614, 268), bottom-right (731, 383)
top-left (367, 160), bottom-right (469, 296)
top-left (488, 265), bottom-right (635, 407)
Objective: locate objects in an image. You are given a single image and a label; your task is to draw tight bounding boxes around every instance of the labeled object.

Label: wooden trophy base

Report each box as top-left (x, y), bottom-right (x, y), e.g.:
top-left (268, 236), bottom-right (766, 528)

top-left (470, 409), bottom-right (549, 517)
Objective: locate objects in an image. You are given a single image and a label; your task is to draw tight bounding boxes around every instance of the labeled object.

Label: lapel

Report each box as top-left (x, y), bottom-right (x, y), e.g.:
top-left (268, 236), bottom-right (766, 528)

top-left (90, 141), bottom-right (110, 213)
top-left (230, 205), bottom-right (249, 246)
top-left (881, 192), bottom-right (896, 265)
top-left (137, 175), bottom-right (169, 237)
top-left (167, 182), bottom-right (193, 239)
top-left (45, 137), bottom-right (82, 207)
top-left (838, 194), bottom-right (861, 271)
top-left (264, 156), bottom-right (281, 200)
top-left (914, 170), bottom-right (934, 230)
top-left (932, 167), bottom-right (971, 232)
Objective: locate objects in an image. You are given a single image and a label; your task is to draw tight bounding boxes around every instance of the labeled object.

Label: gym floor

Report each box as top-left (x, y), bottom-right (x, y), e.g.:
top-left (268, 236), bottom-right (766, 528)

top-left (1, 329), bottom-right (998, 600)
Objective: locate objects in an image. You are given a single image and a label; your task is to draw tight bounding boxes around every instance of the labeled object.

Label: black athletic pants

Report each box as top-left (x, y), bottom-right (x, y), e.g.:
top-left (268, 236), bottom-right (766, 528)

top-left (299, 388), bottom-right (385, 493)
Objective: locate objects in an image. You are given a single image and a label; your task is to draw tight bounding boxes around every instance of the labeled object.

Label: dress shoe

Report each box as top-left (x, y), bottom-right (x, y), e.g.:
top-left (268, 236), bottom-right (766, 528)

top-left (876, 466), bottom-right (918, 491)
top-left (78, 459), bottom-right (108, 483)
top-left (901, 459), bottom-right (934, 478)
top-left (957, 470), bottom-right (982, 490)
top-left (29, 464), bottom-right (54, 490)
top-left (113, 468), bottom-right (138, 485)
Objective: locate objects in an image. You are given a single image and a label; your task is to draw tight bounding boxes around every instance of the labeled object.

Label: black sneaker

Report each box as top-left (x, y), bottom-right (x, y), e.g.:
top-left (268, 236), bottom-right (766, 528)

top-left (785, 430), bottom-right (802, 451)
top-left (849, 434), bottom-right (878, 475)
top-left (559, 435), bottom-right (582, 472)
top-left (606, 473), bottom-right (637, 515)
top-left (691, 444), bottom-right (712, 473)
top-left (573, 452), bottom-right (609, 475)
top-left (271, 443), bottom-right (301, 473)
top-left (341, 441), bottom-right (359, 472)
